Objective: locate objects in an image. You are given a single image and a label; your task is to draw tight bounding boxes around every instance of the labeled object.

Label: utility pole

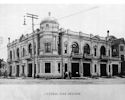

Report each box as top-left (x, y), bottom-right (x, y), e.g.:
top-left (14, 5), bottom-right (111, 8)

top-left (24, 13), bottom-right (38, 78)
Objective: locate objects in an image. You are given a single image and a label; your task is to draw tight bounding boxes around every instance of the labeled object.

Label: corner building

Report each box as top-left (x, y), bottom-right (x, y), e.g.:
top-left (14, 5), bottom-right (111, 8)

top-left (7, 16), bottom-right (123, 78)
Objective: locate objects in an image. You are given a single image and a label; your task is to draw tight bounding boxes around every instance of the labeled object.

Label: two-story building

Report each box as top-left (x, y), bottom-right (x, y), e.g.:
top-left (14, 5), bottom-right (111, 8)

top-left (7, 15), bottom-right (123, 78)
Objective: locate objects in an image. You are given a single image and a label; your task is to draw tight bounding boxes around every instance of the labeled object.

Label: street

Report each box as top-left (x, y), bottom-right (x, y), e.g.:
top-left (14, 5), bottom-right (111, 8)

top-left (0, 77), bottom-right (125, 84)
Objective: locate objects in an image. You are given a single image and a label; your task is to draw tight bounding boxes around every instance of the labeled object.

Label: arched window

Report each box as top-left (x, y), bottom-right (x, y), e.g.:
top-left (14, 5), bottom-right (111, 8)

top-left (72, 42), bottom-right (79, 54)
top-left (10, 51), bottom-right (12, 59)
top-left (17, 48), bottom-right (19, 58)
top-left (84, 44), bottom-right (90, 54)
top-left (100, 46), bottom-right (106, 56)
top-left (28, 43), bottom-right (32, 55)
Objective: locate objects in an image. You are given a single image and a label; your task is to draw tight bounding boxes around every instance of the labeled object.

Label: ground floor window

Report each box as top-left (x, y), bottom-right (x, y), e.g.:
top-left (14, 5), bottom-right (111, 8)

top-left (94, 64), bottom-right (97, 73)
top-left (109, 65), bottom-right (110, 72)
top-left (58, 63), bottom-right (60, 73)
top-left (45, 63), bottom-right (51, 73)
top-left (22, 65), bottom-right (25, 74)
top-left (65, 63), bottom-right (67, 72)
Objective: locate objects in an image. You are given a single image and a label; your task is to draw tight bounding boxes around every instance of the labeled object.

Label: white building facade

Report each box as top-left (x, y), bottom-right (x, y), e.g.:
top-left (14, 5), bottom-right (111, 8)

top-left (7, 16), bottom-right (122, 78)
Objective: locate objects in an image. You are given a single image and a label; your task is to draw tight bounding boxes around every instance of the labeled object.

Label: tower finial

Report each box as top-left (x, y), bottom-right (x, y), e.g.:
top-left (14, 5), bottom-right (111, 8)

top-left (107, 30), bottom-right (109, 37)
top-left (48, 12), bottom-right (51, 17)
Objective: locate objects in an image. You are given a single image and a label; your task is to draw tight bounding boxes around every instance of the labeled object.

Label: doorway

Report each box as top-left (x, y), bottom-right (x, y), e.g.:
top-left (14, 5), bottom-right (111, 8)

top-left (16, 65), bottom-right (20, 77)
top-left (100, 64), bottom-right (107, 76)
top-left (71, 63), bottom-right (79, 77)
top-left (28, 63), bottom-right (32, 77)
top-left (83, 63), bottom-right (91, 76)
top-left (112, 64), bottom-right (118, 76)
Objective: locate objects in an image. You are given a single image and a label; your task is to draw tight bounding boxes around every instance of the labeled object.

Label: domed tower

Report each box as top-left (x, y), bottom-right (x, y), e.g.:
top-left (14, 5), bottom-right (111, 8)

top-left (39, 12), bottom-right (59, 55)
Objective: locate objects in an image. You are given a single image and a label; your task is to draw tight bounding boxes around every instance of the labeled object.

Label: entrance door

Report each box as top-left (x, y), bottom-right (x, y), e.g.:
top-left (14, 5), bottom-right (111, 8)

top-left (9, 66), bottom-right (12, 76)
top-left (112, 64), bottom-right (118, 76)
top-left (16, 65), bottom-right (20, 77)
top-left (28, 63), bottom-right (32, 77)
top-left (100, 64), bottom-right (107, 76)
top-left (83, 63), bottom-right (91, 76)
top-left (71, 63), bottom-right (79, 77)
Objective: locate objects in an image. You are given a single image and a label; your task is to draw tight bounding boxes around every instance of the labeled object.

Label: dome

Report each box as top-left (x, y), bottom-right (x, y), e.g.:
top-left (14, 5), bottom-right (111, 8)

top-left (40, 16), bottom-right (59, 25)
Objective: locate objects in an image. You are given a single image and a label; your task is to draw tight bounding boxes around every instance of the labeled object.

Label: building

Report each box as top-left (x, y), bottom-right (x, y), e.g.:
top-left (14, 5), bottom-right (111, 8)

top-left (7, 15), bottom-right (124, 78)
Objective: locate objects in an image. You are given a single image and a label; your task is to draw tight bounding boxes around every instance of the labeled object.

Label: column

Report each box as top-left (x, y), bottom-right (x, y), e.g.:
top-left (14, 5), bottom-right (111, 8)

top-left (25, 61), bottom-right (28, 77)
top-left (118, 62), bottom-right (121, 74)
top-left (79, 59), bottom-right (83, 77)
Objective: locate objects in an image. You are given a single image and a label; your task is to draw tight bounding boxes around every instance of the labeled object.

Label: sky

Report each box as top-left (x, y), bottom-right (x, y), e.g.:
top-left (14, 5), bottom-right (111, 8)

top-left (0, 4), bottom-right (125, 61)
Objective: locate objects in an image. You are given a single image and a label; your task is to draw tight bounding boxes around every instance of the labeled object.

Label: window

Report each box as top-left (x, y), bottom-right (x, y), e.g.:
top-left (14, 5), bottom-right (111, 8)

top-left (45, 43), bottom-right (51, 53)
top-left (109, 50), bottom-right (110, 56)
top-left (22, 65), bottom-right (25, 74)
top-left (10, 51), bottom-right (12, 59)
top-left (17, 48), bottom-right (19, 58)
top-left (94, 48), bottom-right (96, 56)
top-left (95, 64), bottom-right (97, 73)
top-left (22, 48), bottom-right (26, 57)
top-left (64, 44), bottom-right (68, 54)
top-left (109, 65), bottom-right (110, 72)
top-left (72, 42), bottom-right (79, 54)
top-left (28, 43), bottom-right (32, 55)
top-left (45, 63), bottom-right (51, 73)
top-left (84, 44), bottom-right (90, 54)
top-left (65, 63), bottom-right (67, 72)
top-left (121, 55), bottom-right (124, 61)
top-left (46, 24), bottom-right (49, 28)
top-left (58, 63), bottom-right (60, 73)
top-left (120, 46), bottom-right (124, 51)
top-left (100, 46), bottom-right (106, 56)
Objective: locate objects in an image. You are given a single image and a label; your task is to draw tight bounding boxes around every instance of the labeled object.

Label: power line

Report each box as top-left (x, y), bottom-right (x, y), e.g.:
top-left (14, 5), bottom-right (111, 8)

top-left (58, 6), bottom-right (99, 20)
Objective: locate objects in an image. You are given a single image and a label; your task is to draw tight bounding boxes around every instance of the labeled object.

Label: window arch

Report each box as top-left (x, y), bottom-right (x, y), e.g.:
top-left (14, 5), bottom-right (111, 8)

top-left (17, 48), bottom-right (19, 58)
top-left (100, 46), bottom-right (106, 56)
top-left (71, 42), bottom-right (79, 54)
top-left (83, 44), bottom-right (90, 54)
top-left (28, 43), bottom-right (32, 55)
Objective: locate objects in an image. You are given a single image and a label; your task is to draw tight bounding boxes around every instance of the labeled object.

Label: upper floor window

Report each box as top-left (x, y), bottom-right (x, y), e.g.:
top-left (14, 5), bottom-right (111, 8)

top-left (108, 50), bottom-right (110, 56)
top-left (120, 46), bottom-right (124, 51)
top-left (17, 48), bottom-right (19, 58)
top-left (64, 42), bottom-right (68, 54)
top-left (46, 24), bottom-right (49, 28)
top-left (10, 51), bottom-right (12, 59)
top-left (22, 48), bottom-right (26, 57)
top-left (100, 46), bottom-right (106, 56)
top-left (112, 45), bottom-right (118, 57)
top-left (72, 42), bottom-right (79, 54)
top-left (94, 48), bottom-right (96, 56)
top-left (45, 42), bottom-right (51, 53)
top-left (121, 55), bottom-right (124, 61)
top-left (28, 43), bottom-right (32, 55)
top-left (84, 44), bottom-right (90, 54)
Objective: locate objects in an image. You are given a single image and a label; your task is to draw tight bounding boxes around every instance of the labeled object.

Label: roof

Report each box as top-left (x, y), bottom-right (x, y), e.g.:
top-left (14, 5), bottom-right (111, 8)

top-left (40, 17), bottom-right (59, 25)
